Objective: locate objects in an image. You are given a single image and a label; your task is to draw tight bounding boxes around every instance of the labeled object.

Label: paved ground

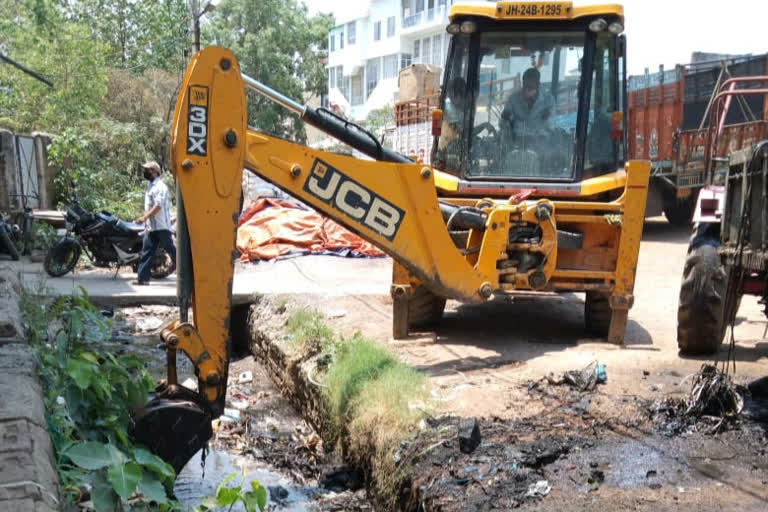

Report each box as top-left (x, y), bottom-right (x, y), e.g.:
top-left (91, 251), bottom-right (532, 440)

top-left (10, 255), bottom-right (391, 307)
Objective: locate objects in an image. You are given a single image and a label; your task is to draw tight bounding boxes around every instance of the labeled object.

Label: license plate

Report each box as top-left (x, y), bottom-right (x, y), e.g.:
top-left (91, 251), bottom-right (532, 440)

top-left (497, 2), bottom-right (572, 18)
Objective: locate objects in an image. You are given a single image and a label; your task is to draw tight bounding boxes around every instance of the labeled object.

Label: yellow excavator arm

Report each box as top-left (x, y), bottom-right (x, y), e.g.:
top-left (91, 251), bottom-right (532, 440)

top-left (131, 46), bottom-right (649, 472)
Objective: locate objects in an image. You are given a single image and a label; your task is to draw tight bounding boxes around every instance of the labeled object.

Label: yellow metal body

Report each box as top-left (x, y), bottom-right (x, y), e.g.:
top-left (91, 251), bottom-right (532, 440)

top-left (449, 1), bottom-right (624, 22)
top-left (167, 44), bottom-right (649, 412)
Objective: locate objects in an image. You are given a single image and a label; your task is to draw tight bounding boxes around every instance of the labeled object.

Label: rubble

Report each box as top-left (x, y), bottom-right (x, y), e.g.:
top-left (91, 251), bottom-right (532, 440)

top-left (545, 361), bottom-right (607, 391)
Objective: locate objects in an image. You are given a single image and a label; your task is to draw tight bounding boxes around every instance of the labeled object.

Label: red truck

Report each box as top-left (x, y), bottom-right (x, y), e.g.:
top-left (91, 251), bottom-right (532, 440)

top-left (627, 53), bottom-right (768, 225)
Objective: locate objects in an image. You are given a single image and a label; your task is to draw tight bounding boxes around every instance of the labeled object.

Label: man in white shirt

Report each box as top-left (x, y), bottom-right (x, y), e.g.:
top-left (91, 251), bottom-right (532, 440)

top-left (133, 161), bottom-right (176, 285)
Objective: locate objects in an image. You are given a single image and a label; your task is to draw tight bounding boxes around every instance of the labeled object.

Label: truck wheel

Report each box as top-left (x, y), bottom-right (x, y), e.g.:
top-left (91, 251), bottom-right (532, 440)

top-left (663, 195), bottom-right (696, 227)
top-left (677, 244), bottom-right (728, 355)
top-left (585, 291), bottom-right (611, 337)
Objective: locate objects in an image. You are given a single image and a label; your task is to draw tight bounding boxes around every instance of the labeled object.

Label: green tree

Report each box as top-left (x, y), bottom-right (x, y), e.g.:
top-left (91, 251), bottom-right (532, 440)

top-left (64, 0), bottom-right (189, 72)
top-left (204, 0), bottom-right (333, 142)
top-left (0, 0), bottom-right (109, 132)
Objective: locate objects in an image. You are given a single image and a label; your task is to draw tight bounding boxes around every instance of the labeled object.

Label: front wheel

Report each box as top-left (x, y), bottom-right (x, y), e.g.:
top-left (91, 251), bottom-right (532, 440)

top-left (44, 238), bottom-right (81, 277)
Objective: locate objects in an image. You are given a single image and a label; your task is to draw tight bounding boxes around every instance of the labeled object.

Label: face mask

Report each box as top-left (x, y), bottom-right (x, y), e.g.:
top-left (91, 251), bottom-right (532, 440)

top-left (143, 170), bottom-right (153, 180)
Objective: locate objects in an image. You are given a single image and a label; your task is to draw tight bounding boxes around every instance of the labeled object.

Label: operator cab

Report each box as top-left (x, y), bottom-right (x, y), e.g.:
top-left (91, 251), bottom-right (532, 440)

top-left (432, 2), bottom-right (626, 192)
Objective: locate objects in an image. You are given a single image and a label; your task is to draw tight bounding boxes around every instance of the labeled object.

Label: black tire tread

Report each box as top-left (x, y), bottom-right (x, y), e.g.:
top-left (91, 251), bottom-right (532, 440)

top-left (585, 291), bottom-right (611, 337)
top-left (0, 225), bottom-right (19, 261)
top-left (408, 285), bottom-right (446, 328)
top-left (44, 239), bottom-right (81, 277)
top-left (677, 244), bottom-right (727, 355)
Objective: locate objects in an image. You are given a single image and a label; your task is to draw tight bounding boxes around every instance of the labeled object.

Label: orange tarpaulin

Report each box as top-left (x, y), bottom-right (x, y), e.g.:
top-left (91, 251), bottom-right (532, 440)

top-left (236, 199), bottom-right (385, 261)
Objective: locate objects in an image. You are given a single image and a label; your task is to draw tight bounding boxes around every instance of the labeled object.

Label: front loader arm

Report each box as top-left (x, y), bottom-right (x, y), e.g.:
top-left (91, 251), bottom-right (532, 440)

top-left (168, 46), bottom-right (495, 408)
top-left (132, 47), bottom-right (500, 472)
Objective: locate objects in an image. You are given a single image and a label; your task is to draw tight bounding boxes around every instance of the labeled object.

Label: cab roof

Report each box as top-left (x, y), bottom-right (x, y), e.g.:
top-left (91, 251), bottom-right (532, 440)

top-left (449, 1), bottom-right (624, 23)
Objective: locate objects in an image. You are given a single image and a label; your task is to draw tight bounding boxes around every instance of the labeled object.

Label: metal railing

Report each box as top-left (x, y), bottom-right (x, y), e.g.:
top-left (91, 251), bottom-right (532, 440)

top-left (402, 12), bottom-right (422, 28)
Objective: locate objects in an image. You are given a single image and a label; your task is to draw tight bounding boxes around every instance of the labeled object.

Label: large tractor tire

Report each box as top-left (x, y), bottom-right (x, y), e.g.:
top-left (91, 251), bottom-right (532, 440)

top-left (585, 291), bottom-right (611, 337)
top-left (677, 243), bottom-right (728, 355)
top-left (663, 195), bottom-right (696, 227)
top-left (392, 285), bottom-right (446, 339)
top-left (408, 285), bottom-right (447, 328)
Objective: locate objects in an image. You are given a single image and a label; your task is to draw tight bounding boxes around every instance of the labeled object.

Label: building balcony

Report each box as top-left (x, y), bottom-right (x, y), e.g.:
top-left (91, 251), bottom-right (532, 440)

top-left (401, 6), bottom-right (448, 35)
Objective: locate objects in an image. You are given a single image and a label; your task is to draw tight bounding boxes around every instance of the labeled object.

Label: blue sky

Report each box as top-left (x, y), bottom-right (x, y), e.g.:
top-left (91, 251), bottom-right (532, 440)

top-left (302, 0), bottom-right (768, 75)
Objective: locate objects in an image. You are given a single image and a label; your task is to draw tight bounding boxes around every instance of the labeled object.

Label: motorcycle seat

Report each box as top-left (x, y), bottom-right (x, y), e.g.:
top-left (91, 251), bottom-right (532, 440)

top-left (117, 220), bottom-right (145, 233)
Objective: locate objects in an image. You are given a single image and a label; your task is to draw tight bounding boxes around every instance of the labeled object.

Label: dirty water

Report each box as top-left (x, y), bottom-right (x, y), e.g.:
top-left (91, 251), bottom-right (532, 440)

top-left (109, 306), bottom-right (372, 511)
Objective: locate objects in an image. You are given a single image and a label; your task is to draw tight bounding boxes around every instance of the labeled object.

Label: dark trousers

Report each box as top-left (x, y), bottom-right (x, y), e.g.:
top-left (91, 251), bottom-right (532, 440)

top-left (137, 230), bottom-right (176, 282)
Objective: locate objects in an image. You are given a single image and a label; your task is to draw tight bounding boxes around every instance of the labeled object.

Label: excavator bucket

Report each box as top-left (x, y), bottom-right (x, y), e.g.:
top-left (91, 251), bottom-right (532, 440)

top-left (130, 386), bottom-right (213, 475)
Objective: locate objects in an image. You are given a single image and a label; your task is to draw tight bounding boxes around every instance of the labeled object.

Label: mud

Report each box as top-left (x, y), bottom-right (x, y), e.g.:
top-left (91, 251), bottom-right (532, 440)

top-left (402, 379), bottom-right (768, 511)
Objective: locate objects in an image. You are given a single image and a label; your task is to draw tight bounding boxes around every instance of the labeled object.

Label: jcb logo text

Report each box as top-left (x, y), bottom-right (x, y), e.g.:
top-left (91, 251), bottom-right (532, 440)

top-left (304, 160), bottom-right (404, 241)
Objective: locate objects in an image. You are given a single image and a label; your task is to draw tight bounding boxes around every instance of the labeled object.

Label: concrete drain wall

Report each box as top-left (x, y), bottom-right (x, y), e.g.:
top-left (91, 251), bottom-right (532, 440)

top-left (0, 266), bottom-right (61, 511)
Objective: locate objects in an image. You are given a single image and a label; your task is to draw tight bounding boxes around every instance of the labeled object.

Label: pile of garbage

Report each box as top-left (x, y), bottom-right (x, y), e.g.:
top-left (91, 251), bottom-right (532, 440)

top-left (652, 364), bottom-right (746, 435)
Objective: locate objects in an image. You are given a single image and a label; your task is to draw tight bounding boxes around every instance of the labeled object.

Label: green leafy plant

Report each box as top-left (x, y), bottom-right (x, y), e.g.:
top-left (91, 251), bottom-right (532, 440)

top-left (21, 287), bottom-right (178, 510)
top-left (194, 471), bottom-right (267, 512)
top-left (28, 222), bottom-right (58, 251)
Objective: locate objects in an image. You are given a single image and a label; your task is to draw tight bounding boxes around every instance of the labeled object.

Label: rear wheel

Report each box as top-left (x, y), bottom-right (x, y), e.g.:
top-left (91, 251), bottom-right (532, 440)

top-left (663, 194), bottom-right (696, 227)
top-left (150, 247), bottom-right (174, 279)
top-left (408, 285), bottom-right (447, 328)
top-left (392, 285), bottom-right (446, 339)
top-left (677, 243), bottom-right (728, 355)
top-left (44, 238), bottom-right (81, 277)
top-left (585, 291), bottom-right (611, 337)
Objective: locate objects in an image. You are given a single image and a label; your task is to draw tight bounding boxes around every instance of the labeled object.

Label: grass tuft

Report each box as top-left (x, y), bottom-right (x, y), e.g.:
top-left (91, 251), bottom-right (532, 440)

top-left (284, 307), bottom-right (334, 353)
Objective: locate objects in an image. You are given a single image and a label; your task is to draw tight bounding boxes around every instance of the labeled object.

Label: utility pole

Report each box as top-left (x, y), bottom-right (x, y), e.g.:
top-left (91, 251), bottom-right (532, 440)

top-left (192, 0), bottom-right (218, 52)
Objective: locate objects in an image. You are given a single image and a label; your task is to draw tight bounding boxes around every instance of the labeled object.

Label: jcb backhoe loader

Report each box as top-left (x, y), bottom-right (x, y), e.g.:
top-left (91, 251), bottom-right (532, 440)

top-left (131, 2), bottom-right (650, 473)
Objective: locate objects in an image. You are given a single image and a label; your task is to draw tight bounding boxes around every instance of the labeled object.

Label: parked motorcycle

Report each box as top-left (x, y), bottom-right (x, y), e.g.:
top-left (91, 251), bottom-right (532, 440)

top-left (44, 188), bottom-right (174, 278)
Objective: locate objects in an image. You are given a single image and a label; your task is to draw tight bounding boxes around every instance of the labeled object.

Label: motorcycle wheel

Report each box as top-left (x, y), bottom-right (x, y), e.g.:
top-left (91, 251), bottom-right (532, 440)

top-left (44, 238), bottom-right (81, 277)
top-left (0, 223), bottom-right (20, 261)
top-left (150, 247), bottom-right (174, 279)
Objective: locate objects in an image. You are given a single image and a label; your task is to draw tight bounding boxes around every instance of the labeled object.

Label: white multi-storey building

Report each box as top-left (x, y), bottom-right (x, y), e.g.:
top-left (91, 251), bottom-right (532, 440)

top-left (326, 0), bottom-right (455, 121)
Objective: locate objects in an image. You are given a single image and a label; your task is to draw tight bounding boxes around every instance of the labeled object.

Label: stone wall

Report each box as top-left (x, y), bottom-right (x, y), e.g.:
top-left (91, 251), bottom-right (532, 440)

top-left (0, 266), bottom-right (61, 511)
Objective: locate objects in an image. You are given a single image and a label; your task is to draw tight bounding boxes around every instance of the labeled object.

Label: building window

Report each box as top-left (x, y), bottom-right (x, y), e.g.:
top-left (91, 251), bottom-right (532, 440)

top-left (432, 34), bottom-right (441, 65)
top-left (413, 40), bottom-right (420, 61)
top-left (416, 0), bottom-right (424, 13)
top-left (383, 54), bottom-right (398, 79)
top-left (400, 53), bottom-right (412, 69)
top-left (422, 37), bottom-right (431, 65)
top-left (330, 34), bottom-right (335, 52)
top-left (352, 74), bottom-right (363, 105)
top-left (329, 67), bottom-right (335, 89)
top-left (374, 21), bottom-right (381, 41)
top-left (340, 31), bottom-right (344, 49)
top-left (366, 58), bottom-right (380, 99)
top-left (387, 16), bottom-right (395, 37)
top-left (438, 0), bottom-right (446, 5)
top-left (347, 22), bottom-right (356, 45)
